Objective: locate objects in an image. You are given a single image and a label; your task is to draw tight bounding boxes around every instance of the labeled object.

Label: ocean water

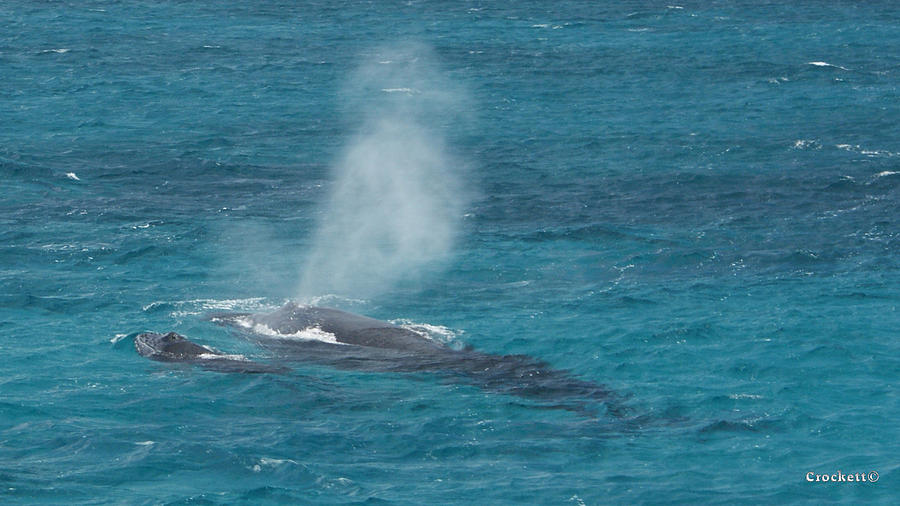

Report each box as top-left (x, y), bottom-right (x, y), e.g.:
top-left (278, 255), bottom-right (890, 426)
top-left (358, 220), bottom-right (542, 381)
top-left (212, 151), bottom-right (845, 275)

top-left (2, 0), bottom-right (898, 503)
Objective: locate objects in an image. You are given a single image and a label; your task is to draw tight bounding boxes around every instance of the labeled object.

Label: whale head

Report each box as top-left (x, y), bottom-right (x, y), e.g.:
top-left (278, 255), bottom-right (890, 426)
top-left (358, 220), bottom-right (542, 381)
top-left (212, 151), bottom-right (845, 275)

top-left (134, 331), bottom-right (213, 361)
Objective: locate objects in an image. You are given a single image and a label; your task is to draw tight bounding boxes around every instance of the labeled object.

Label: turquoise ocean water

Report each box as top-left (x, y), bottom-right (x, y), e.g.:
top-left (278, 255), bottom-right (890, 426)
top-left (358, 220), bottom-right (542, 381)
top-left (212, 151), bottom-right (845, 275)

top-left (2, 1), bottom-right (898, 503)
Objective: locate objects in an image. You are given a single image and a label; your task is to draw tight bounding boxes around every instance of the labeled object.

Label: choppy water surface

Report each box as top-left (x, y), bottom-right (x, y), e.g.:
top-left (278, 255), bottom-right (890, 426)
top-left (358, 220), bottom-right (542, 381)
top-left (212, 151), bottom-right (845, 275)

top-left (2, 1), bottom-right (898, 504)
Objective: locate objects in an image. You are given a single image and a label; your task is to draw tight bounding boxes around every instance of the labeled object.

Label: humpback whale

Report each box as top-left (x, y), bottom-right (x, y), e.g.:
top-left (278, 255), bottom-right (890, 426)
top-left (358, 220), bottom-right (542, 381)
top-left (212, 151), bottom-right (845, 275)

top-left (135, 331), bottom-right (286, 374)
top-left (136, 302), bottom-right (622, 415)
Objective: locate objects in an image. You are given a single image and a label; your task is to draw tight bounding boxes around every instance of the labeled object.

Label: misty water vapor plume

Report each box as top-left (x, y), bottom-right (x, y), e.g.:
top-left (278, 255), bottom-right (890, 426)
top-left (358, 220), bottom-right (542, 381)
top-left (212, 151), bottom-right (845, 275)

top-left (298, 43), bottom-right (470, 300)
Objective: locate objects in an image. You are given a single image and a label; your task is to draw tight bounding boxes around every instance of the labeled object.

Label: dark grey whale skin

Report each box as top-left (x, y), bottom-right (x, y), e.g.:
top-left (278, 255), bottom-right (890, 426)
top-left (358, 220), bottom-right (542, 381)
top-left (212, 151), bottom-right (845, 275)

top-left (133, 303), bottom-right (623, 415)
top-left (134, 331), bottom-right (286, 374)
top-left (205, 303), bottom-right (623, 416)
top-left (243, 304), bottom-right (447, 354)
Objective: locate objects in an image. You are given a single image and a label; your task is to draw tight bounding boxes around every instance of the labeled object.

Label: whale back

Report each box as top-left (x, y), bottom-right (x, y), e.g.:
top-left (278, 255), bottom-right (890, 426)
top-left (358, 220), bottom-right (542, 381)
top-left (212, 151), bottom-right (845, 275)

top-left (251, 303), bottom-right (445, 352)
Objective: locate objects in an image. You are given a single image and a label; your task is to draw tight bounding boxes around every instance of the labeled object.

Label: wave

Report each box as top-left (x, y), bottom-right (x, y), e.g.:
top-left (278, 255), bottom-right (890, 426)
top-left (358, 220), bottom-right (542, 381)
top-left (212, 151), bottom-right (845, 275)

top-left (141, 297), bottom-right (271, 316)
top-left (807, 61), bottom-right (849, 70)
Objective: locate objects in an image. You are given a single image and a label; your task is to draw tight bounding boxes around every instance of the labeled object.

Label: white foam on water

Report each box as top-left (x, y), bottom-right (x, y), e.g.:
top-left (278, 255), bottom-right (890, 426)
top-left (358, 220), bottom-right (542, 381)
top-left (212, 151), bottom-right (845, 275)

top-left (251, 457), bottom-right (298, 473)
top-left (198, 352), bottom-right (249, 361)
top-left (808, 61), bottom-right (849, 70)
top-left (836, 144), bottom-right (898, 158)
top-left (875, 171), bottom-right (899, 178)
top-left (862, 150), bottom-right (897, 157)
top-left (142, 297), bottom-right (270, 314)
top-left (260, 457), bottom-right (297, 466)
top-left (568, 495), bottom-right (587, 506)
top-left (392, 319), bottom-right (462, 345)
top-left (232, 317), bottom-right (344, 345)
top-left (65, 172), bottom-right (80, 180)
top-left (792, 139), bottom-right (819, 149)
top-left (381, 87), bottom-right (419, 94)
top-left (134, 441), bottom-right (155, 446)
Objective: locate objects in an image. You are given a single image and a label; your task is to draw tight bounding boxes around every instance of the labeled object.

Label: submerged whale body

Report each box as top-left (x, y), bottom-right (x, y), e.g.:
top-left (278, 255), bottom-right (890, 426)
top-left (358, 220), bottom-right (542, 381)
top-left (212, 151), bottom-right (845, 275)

top-left (137, 303), bottom-right (622, 415)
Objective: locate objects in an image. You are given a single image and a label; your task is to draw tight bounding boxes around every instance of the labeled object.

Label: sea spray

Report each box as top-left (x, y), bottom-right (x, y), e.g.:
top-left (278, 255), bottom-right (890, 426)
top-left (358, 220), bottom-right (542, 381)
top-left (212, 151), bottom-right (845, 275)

top-left (298, 44), bottom-right (470, 299)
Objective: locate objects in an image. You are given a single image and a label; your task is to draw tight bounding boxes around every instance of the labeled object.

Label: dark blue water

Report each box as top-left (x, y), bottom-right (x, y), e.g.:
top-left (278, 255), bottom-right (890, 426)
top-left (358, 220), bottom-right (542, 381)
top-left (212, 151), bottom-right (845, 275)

top-left (2, 1), bottom-right (898, 503)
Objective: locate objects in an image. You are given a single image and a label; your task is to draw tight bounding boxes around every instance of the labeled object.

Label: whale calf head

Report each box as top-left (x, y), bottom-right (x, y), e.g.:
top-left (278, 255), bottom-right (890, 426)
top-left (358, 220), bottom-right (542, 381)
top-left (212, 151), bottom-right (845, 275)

top-left (135, 331), bottom-right (213, 361)
top-left (134, 331), bottom-right (289, 374)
